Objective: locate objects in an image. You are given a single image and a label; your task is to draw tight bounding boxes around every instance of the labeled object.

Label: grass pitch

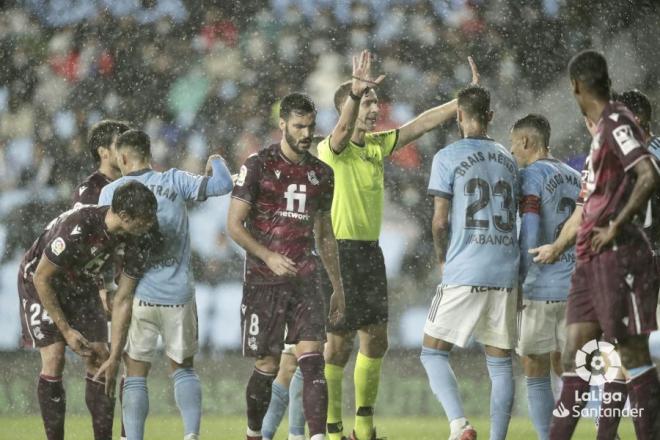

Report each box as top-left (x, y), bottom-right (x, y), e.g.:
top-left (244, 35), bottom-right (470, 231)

top-left (0, 415), bottom-right (636, 439)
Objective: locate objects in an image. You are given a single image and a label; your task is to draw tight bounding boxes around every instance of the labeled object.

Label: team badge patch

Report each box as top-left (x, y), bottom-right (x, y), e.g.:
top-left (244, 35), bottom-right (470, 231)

top-left (50, 237), bottom-right (66, 256)
top-left (307, 170), bottom-right (320, 185)
top-left (613, 124), bottom-right (641, 155)
top-left (236, 165), bottom-right (247, 186)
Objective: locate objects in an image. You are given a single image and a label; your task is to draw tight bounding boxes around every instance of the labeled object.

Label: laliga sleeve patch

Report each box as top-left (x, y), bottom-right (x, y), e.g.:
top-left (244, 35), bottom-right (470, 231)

top-left (236, 165), bottom-right (247, 186)
top-left (51, 237), bottom-right (66, 256)
top-left (613, 124), bottom-right (641, 155)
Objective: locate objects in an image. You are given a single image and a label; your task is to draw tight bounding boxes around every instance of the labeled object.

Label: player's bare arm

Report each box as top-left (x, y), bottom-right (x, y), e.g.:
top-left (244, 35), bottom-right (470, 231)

top-left (330, 49), bottom-right (385, 154)
top-left (94, 272), bottom-right (139, 397)
top-left (431, 196), bottom-right (451, 274)
top-left (32, 254), bottom-right (92, 357)
top-left (227, 197), bottom-right (297, 277)
top-left (395, 57), bottom-right (480, 149)
top-left (530, 205), bottom-right (583, 264)
top-left (591, 157), bottom-right (660, 252)
top-left (313, 211), bottom-right (345, 324)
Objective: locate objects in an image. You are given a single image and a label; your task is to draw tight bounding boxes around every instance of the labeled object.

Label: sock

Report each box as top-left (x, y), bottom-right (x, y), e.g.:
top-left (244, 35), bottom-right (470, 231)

top-left (261, 380), bottom-right (289, 439)
top-left (596, 379), bottom-right (626, 440)
top-left (550, 369), bottom-right (563, 402)
top-left (420, 347), bottom-right (465, 424)
top-left (486, 355), bottom-right (514, 440)
top-left (119, 376), bottom-right (126, 439)
top-left (37, 375), bottom-right (66, 440)
top-left (325, 363), bottom-right (345, 440)
top-left (627, 366), bottom-right (660, 440)
top-left (246, 368), bottom-right (276, 432)
top-left (549, 373), bottom-right (590, 440)
top-left (172, 368), bottom-right (202, 436)
top-left (85, 372), bottom-right (115, 440)
top-left (526, 376), bottom-right (553, 440)
top-left (310, 435), bottom-right (325, 440)
top-left (123, 376), bottom-right (149, 440)
top-left (354, 352), bottom-right (383, 440)
top-left (288, 367), bottom-right (306, 436)
top-left (298, 353), bottom-right (328, 437)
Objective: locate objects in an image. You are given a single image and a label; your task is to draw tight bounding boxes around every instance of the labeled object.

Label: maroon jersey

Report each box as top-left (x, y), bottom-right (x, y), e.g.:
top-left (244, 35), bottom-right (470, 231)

top-left (19, 205), bottom-right (150, 297)
top-left (232, 144), bottom-right (334, 284)
top-left (72, 171), bottom-right (113, 207)
top-left (576, 101), bottom-right (653, 260)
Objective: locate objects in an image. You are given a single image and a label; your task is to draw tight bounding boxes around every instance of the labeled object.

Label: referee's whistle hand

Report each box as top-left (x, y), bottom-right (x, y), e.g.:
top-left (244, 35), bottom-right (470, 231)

top-left (265, 252), bottom-right (297, 277)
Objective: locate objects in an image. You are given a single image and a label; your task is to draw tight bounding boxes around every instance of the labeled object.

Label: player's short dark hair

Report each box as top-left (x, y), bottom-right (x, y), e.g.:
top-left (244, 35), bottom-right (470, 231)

top-left (568, 50), bottom-right (611, 99)
top-left (512, 114), bottom-right (551, 148)
top-left (88, 120), bottom-right (131, 164)
top-left (334, 81), bottom-right (353, 114)
top-left (617, 89), bottom-right (652, 132)
top-left (111, 180), bottom-right (157, 221)
top-left (115, 129), bottom-right (152, 160)
top-left (457, 85), bottom-right (491, 125)
top-left (280, 93), bottom-right (316, 120)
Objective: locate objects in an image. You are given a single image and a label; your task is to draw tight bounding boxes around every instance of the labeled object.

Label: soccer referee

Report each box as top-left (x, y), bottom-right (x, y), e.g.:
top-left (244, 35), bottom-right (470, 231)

top-left (317, 50), bottom-right (479, 440)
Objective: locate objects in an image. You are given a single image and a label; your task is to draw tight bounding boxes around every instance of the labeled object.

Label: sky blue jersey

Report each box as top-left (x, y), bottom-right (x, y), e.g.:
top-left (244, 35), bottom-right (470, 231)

top-left (99, 163), bottom-right (232, 304)
top-left (518, 158), bottom-right (580, 300)
top-left (428, 138), bottom-right (520, 288)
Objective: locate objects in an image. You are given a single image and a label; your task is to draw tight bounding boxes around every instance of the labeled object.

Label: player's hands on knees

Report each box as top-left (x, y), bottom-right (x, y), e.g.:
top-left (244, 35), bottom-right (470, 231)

top-left (468, 56), bottom-right (480, 85)
top-left (64, 328), bottom-right (92, 357)
top-left (93, 357), bottom-right (120, 398)
top-left (328, 289), bottom-right (345, 325)
top-left (351, 49), bottom-right (385, 96)
top-left (264, 251), bottom-right (297, 277)
top-left (205, 154), bottom-right (226, 176)
top-left (529, 244), bottom-right (559, 264)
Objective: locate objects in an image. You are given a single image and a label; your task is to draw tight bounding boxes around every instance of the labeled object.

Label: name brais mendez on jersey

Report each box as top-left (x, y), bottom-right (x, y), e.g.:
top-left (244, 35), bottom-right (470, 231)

top-left (453, 150), bottom-right (517, 247)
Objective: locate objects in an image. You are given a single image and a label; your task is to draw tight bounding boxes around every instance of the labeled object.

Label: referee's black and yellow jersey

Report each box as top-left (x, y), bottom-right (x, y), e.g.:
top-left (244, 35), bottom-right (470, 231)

top-left (317, 129), bottom-right (399, 241)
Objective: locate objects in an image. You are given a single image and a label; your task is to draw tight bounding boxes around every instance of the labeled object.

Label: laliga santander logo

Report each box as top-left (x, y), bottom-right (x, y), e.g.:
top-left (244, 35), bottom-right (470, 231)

top-left (574, 339), bottom-right (622, 386)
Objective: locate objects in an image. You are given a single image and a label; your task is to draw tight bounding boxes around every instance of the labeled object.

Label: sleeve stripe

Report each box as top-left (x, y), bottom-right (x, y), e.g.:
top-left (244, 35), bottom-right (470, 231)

top-left (392, 129), bottom-right (400, 151)
top-left (623, 154), bottom-right (652, 172)
top-left (520, 195), bottom-right (541, 214)
top-left (230, 195), bottom-right (253, 205)
top-left (428, 189), bottom-right (452, 199)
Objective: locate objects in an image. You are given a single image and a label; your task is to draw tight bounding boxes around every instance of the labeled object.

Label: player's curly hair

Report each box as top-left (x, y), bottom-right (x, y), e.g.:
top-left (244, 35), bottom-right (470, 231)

top-left (87, 120), bottom-right (131, 165)
top-left (568, 50), bottom-right (611, 100)
top-left (280, 93), bottom-right (316, 120)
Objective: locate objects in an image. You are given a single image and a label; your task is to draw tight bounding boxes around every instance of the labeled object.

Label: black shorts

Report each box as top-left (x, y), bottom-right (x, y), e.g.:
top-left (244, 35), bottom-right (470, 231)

top-left (327, 240), bottom-right (388, 332)
top-left (241, 275), bottom-right (326, 358)
top-left (18, 273), bottom-right (107, 348)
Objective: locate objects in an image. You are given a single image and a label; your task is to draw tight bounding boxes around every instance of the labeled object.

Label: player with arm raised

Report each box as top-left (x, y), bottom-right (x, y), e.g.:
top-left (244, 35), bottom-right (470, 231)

top-left (534, 50), bottom-right (660, 440)
top-left (18, 181), bottom-right (157, 440)
top-left (93, 129), bottom-right (233, 440)
top-left (422, 85), bottom-right (519, 440)
top-left (228, 93), bottom-right (344, 440)
top-left (510, 114), bottom-right (580, 440)
top-left (317, 50), bottom-right (479, 440)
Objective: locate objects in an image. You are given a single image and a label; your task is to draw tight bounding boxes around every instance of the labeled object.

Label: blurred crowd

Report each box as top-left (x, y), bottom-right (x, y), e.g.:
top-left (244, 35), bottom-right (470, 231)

top-left (0, 0), bottom-right (658, 349)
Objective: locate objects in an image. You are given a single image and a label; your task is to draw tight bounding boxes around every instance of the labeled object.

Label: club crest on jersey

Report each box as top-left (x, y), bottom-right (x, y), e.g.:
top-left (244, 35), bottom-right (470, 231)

top-left (275, 170), bottom-right (281, 179)
top-left (307, 170), bottom-right (320, 185)
top-left (236, 165), bottom-right (247, 187)
top-left (51, 237), bottom-right (66, 256)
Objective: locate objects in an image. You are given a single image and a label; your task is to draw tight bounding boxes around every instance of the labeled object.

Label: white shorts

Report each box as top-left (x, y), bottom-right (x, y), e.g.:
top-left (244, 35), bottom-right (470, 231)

top-left (125, 298), bottom-right (198, 364)
top-left (424, 284), bottom-right (517, 349)
top-left (516, 299), bottom-right (567, 356)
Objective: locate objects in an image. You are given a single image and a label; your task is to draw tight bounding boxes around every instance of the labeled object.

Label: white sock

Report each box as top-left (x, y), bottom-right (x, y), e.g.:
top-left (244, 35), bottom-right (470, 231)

top-left (247, 428), bottom-right (261, 436)
top-left (450, 416), bottom-right (468, 433)
top-left (310, 434), bottom-right (325, 440)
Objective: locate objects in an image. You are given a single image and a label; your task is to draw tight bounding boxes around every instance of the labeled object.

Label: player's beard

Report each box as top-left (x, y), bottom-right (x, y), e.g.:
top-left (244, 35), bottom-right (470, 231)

top-left (285, 127), bottom-right (312, 155)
